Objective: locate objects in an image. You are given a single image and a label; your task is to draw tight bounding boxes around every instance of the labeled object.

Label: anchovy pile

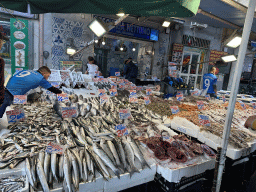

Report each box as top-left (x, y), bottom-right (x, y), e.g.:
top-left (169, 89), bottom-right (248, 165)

top-left (94, 82), bottom-right (111, 91)
top-left (0, 175), bottom-right (26, 192)
top-left (0, 94), bottom-right (164, 192)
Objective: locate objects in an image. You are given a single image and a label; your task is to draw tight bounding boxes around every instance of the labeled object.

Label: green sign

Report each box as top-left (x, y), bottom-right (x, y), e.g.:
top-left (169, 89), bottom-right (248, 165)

top-left (10, 18), bottom-right (28, 74)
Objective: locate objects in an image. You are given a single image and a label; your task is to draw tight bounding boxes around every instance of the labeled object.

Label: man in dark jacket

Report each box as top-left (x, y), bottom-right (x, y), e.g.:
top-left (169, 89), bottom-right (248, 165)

top-left (0, 66), bottom-right (62, 118)
top-left (0, 32), bottom-right (9, 108)
top-left (124, 57), bottom-right (138, 84)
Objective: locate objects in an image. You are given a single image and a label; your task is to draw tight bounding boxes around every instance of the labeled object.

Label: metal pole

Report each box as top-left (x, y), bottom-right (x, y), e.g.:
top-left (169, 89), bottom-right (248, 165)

top-left (215, 0), bottom-right (256, 191)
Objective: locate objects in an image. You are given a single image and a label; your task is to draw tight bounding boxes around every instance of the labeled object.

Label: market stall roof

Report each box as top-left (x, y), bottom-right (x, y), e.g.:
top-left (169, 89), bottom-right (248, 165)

top-left (199, 0), bottom-right (256, 33)
top-left (0, 0), bottom-right (200, 17)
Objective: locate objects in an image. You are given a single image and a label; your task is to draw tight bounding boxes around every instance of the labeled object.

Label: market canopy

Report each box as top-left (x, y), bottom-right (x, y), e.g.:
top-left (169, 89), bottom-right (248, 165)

top-left (0, 0), bottom-right (200, 17)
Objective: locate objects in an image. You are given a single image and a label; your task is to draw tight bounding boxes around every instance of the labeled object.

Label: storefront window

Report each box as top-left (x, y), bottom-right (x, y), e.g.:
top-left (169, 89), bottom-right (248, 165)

top-left (180, 50), bottom-right (202, 89)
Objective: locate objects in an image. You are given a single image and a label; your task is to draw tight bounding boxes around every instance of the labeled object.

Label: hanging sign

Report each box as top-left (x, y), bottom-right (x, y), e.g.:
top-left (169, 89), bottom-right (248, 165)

top-left (205, 95), bottom-right (210, 100)
top-left (198, 115), bottom-right (210, 126)
top-left (144, 96), bottom-right (151, 105)
top-left (197, 101), bottom-right (205, 110)
top-left (119, 109), bottom-right (131, 119)
top-left (11, 18), bottom-right (29, 74)
top-left (100, 95), bottom-right (109, 104)
top-left (13, 95), bottom-right (27, 104)
top-left (61, 107), bottom-right (77, 118)
top-left (45, 142), bottom-right (66, 155)
top-left (176, 94), bottom-right (183, 101)
top-left (6, 108), bottom-right (25, 124)
top-left (115, 72), bottom-right (120, 76)
top-left (98, 89), bottom-right (106, 96)
top-left (57, 94), bottom-right (69, 102)
top-left (146, 89), bottom-right (152, 96)
top-left (170, 106), bottom-right (179, 114)
top-left (115, 124), bottom-right (129, 137)
top-left (109, 89), bottom-right (117, 96)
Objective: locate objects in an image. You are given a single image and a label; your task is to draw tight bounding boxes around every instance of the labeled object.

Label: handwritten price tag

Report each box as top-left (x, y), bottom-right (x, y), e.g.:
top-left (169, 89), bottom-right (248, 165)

top-left (45, 142), bottom-right (66, 155)
top-left (119, 109), bottom-right (131, 119)
top-left (170, 106), bottom-right (179, 114)
top-left (6, 108), bottom-right (25, 124)
top-left (176, 94), bottom-right (183, 101)
top-left (191, 90), bottom-right (199, 96)
top-left (198, 115), bottom-right (210, 126)
top-left (115, 72), bottom-right (120, 76)
top-left (57, 94), bottom-right (69, 102)
top-left (144, 96), bottom-right (151, 105)
top-left (146, 89), bottom-right (152, 96)
top-left (119, 83), bottom-right (125, 89)
top-left (251, 102), bottom-right (256, 109)
top-left (136, 86), bottom-right (143, 91)
top-left (197, 101), bottom-right (205, 110)
top-left (238, 101), bottom-right (246, 110)
top-left (100, 95), bottom-right (109, 104)
top-left (13, 95), bottom-right (27, 104)
top-left (98, 89), bottom-right (106, 96)
top-left (61, 107), bottom-right (77, 118)
top-left (115, 124), bottom-right (128, 137)
top-left (205, 95), bottom-right (210, 100)
top-left (129, 97), bottom-right (138, 103)
top-left (129, 90), bottom-right (137, 97)
top-left (109, 89), bottom-right (117, 96)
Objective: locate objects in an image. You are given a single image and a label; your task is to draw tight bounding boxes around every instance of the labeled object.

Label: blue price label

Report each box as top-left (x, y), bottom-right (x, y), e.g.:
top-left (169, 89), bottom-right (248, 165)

top-left (119, 109), bottom-right (131, 119)
top-left (170, 106), bottom-right (179, 114)
top-left (6, 109), bottom-right (25, 124)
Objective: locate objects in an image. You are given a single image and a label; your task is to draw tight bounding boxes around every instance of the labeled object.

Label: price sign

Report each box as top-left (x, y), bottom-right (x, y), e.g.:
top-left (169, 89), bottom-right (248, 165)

top-left (6, 108), bottom-right (26, 124)
top-left (241, 95), bottom-right (246, 99)
top-left (109, 89), bottom-right (117, 96)
top-left (51, 82), bottom-right (60, 88)
top-left (115, 124), bottom-right (128, 137)
top-left (119, 83), bottom-right (125, 89)
top-left (251, 102), bottom-right (256, 109)
top-left (205, 95), bottom-right (210, 100)
top-left (119, 109), bottom-right (131, 119)
top-left (146, 89), bottom-right (152, 96)
top-left (61, 107), bottom-right (77, 118)
top-left (100, 95), bottom-right (109, 104)
top-left (98, 89), bottom-right (106, 96)
top-left (129, 97), bottom-right (138, 103)
top-left (130, 85), bottom-right (137, 90)
top-left (176, 94), bottom-right (183, 101)
top-left (191, 90), bottom-right (199, 96)
top-left (222, 95), bottom-right (226, 103)
top-left (197, 101), bottom-right (204, 110)
top-left (57, 94), bottom-right (69, 102)
top-left (115, 72), bottom-right (120, 76)
top-left (238, 101), bottom-right (246, 110)
top-left (136, 86), bottom-right (143, 91)
top-left (177, 91), bottom-right (182, 95)
top-left (129, 90), bottom-right (137, 97)
top-left (45, 142), bottom-right (66, 155)
top-left (144, 96), bottom-right (151, 105)
top-left (198, 115), bottom-right (210, 126)
top-left (13, 95), bottom-right (27, 104)
top-left (170, 106), bottom-right (179, 114)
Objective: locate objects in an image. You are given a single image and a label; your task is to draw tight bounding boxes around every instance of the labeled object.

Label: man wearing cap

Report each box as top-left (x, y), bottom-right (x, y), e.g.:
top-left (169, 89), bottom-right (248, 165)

top-left (0, 32), bottom-right (9, 108)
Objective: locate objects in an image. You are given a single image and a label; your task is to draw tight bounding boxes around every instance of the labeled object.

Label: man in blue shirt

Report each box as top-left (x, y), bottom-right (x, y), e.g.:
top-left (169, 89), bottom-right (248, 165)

top-left (0, 66), bottom-right (62, 118)
top-left (203, 67), bottom-right (217, 97)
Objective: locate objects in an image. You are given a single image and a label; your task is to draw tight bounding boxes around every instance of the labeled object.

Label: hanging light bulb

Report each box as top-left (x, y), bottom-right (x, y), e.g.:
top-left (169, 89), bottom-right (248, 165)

top-left (120, 47), bottom-right (124, 51)
top-left (95, 39), bottom-right (98, 43)
top-left (132, 48), bottom-right (136, 51)
top-left (102, 41), bottom-right (105, 45)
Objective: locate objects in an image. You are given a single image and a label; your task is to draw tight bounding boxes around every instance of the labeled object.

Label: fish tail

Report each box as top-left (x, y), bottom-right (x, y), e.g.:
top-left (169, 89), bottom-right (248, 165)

top-left (114, 170), bottom-right (121, 179)
top-left (129, 166), bottom-right (140, 178)
top-left (142, 160), bottom-right (151, 169)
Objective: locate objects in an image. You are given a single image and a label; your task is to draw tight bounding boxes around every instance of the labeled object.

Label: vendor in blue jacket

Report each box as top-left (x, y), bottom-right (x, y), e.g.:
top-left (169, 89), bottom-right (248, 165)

top-left (0, 66), bottom-right (62, 118)
top-left (203, 67), bottom-right (217, 97)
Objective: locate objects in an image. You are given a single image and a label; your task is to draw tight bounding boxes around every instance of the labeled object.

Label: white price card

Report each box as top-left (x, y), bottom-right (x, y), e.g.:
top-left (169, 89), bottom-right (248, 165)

top-left (13, 95), bottom-right (27, 104)
top-left (6, 108), bottom-right (25, 124)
